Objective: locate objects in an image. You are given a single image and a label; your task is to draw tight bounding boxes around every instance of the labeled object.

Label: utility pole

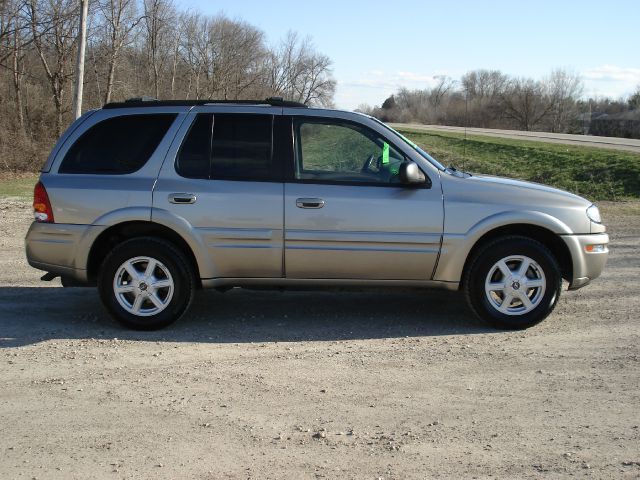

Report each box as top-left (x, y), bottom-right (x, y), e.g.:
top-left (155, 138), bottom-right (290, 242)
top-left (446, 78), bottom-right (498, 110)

top-left (72, 0), bottom-right (89, 120)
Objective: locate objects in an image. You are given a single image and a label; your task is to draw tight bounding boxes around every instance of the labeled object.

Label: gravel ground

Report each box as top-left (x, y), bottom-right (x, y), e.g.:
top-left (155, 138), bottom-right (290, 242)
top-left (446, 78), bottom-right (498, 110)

top-left (1, 199), bottom-right (639, 479)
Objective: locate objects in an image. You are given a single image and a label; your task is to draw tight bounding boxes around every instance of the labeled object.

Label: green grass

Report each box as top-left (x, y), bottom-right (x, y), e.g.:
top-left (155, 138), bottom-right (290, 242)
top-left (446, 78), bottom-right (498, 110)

top-left (299, 122), bottom-right (402, 172)
top-left (398, 128), bottom-right (640, 201)
top-left (0, 174), bottom-right (38, 199)
top-left (300, 122), bottom-right (372, 171)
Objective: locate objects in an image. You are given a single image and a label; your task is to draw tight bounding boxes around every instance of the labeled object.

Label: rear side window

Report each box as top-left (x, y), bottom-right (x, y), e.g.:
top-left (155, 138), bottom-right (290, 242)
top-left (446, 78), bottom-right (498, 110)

top-left (175, 114), bottom-right (211, 179)
top-left (176, 113), bottom-right (274, 180)
top-left (59, 114), bottom-right (176, 174)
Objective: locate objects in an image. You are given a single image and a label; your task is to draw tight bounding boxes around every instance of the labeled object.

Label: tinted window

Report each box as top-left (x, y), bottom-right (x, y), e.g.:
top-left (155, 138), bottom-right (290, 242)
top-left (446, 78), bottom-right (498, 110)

top-left (211, 114), bottom-right (273, 180)
top-left (176, 113), bottom-right (274, 180)
top-left (176, 114), bottom-right (211, 179)
top-left (294, 119), bottom-right (405, 184)
top-left (60, 114), bottom-right (176, 174)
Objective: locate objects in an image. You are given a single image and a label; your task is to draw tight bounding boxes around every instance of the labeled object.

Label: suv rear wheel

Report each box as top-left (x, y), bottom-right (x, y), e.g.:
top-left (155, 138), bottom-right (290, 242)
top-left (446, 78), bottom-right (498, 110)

top-left (464, 236), bottom-right (562, 329)
top-left (98, 237), bottom-right (195, 330)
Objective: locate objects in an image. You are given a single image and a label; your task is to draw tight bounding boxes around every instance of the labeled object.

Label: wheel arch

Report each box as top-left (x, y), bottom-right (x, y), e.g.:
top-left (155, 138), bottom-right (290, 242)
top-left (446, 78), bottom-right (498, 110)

top-left (459, 224), bottom-right (573, 290)
top-left (87, 221), bottom-right (202, 287)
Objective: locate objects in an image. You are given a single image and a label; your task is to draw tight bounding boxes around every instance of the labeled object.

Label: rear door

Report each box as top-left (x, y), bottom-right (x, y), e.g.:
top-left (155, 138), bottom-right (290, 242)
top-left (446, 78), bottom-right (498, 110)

top-left (284, 116), bottom-right (443, 280)
top-left (153, 106), bottom-right (284, 279)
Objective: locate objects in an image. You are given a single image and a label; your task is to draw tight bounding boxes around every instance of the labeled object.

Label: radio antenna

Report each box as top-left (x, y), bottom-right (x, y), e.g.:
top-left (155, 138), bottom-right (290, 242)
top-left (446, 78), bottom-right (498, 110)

top-left (463, 86), bottom-right (468, 171)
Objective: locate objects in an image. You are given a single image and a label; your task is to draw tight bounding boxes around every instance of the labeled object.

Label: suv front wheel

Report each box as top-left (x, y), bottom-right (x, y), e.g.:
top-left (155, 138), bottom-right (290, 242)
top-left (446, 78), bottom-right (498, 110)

top-left (464, 236), bottom-right (562, 329)
top-left (98, 237), bottom-right (195, 330)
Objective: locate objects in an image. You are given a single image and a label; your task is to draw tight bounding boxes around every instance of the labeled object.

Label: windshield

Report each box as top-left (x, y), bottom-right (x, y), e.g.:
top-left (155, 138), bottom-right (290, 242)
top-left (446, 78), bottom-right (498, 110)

top-left (369, 117), bottom-right (447, 171)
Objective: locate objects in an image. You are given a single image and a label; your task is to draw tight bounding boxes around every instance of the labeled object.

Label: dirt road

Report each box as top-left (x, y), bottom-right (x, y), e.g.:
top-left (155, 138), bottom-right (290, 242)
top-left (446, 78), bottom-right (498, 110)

top-left (1, 199), bottom-right (639, 479)
top-left (391, 124), bottom-right (640, 154)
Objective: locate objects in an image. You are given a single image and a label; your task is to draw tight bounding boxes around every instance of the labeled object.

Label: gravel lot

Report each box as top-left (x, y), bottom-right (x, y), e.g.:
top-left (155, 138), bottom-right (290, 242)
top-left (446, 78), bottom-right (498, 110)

top-left (1, 199), bottom-right (639, 479)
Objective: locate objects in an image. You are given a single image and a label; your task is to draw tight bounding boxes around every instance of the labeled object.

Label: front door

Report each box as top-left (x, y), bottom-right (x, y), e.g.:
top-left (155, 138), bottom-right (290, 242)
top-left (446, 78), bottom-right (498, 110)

top-left (284, 117), bottom-right (443, 280)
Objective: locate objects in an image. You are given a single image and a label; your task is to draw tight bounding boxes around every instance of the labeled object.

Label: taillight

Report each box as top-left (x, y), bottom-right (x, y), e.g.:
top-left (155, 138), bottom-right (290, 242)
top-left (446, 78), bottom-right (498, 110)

top-left (33, 181), bottom-right (54, 223)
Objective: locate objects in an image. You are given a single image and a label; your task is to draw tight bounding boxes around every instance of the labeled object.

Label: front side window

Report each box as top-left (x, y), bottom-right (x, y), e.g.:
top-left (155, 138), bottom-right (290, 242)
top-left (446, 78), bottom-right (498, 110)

top-left (294, 119), bottom-right (406, 184)
top-left (176, 113), bottom-right (274, 180)
top-left (60, 114), bottom-right (176, 174)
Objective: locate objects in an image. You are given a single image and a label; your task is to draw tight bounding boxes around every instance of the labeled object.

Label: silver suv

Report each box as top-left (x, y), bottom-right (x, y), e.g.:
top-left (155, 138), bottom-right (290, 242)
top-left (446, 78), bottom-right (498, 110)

top-left (25, 98), bottom-right (609, 330)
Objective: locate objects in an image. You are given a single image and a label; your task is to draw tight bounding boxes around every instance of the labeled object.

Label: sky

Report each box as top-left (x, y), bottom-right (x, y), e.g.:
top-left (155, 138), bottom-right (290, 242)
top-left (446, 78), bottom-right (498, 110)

top-left (178, 0), bottom-right (640, 110)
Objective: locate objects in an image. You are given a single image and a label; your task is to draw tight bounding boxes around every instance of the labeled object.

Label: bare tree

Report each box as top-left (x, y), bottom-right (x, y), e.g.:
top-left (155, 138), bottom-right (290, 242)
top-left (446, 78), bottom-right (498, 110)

top-left (267, 32), bottom-right (335, 106)
top-left (267, 31), bottom-right (302, 99)
top-left (167, 11), bottom-right (183, 99)
top-left (462, 69), bottom-right (508, 100)
top-left (500, 78), bottom-right (553, 131)
top-left (179, 23), bottom-right (335, 104)
top-left (293, 50), bottom-right (334, 105)
top-left (394, 88), bottom-right (430, 122)
top-left (1, 0), bottom-right (28, 132)
top-left (142, 0), bottom-right (174, 98)
top-left (545, 69), bottom-right (583, 132)
top-left (96, 0), bottom-right (141, 103)
top-left (178, 11), bottom-right (205, 99)
top-left (369, 69), bottom-right (590, 134)
top-left (461, 69), bottom-right (508, 127)
top-left (28, 0), bottom-right (78, 136)
top-left (205, 15), bottom-right (265, 99)
top-left (0, 0), bottom-right (20, 64)
top-left (429, 75), bottom-right (454, 111)
top-left (1, 4), bottom-right (339, 171)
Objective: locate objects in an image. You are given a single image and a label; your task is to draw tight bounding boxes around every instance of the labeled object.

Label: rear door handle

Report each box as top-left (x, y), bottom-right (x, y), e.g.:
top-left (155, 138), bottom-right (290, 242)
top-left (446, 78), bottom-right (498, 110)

top-left (168, 193), bottom-right (197, 204)
top-left (296, 198), bottom-right (325, 209)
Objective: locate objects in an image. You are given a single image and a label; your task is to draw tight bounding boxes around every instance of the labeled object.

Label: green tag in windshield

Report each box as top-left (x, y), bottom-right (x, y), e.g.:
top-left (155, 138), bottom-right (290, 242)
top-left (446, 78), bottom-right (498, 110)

top-left (382, 142), bottom-right (390, 164)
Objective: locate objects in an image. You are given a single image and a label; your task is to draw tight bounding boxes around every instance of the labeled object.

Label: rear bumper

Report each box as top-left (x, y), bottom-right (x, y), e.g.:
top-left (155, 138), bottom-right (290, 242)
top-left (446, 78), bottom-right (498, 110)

top-left (25, 222), bottom-right (105, 282)
top-left (561, 233), bottom-right (609, 290)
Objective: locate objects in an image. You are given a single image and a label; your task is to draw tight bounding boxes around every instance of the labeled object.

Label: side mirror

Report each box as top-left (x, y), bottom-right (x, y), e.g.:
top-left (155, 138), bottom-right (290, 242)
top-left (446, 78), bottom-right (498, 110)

top-left (399, 161), bottom-right (426, 185)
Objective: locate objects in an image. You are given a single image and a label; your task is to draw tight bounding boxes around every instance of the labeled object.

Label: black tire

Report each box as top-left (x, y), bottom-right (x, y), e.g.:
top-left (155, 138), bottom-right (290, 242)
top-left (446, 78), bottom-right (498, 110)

top-left (98, 237), bottom-right (195, 330)
top-left (464, 236), bottom-right (561, 330)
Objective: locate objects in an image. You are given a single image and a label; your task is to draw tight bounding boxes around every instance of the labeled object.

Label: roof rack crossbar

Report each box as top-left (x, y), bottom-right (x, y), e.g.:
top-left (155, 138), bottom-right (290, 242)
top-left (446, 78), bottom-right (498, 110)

top-left (102, 97), bottom-right (308, 109)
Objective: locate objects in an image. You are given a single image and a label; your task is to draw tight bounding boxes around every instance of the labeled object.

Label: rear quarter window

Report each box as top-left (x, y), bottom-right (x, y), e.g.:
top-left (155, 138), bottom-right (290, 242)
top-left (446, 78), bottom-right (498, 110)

top-left (59, 114), bottom-right (176, 174)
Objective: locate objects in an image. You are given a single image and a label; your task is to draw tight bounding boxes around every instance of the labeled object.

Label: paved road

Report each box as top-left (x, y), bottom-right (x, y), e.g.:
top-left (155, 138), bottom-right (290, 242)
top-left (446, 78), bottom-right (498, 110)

top-left (391, 123), bottom-right (640, 154)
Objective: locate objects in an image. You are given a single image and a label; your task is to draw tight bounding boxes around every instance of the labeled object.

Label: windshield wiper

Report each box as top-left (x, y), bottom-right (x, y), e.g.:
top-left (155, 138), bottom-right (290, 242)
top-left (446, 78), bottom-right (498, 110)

top-left (446, 164), bottom-right (471, 177)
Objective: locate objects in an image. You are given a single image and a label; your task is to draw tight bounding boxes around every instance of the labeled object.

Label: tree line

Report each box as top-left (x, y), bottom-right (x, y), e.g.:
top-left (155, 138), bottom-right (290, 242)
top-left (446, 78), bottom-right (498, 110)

top-left (0, 0), bottom-right (336, 171)
top-left (359, 69), bottom-right (640, 138)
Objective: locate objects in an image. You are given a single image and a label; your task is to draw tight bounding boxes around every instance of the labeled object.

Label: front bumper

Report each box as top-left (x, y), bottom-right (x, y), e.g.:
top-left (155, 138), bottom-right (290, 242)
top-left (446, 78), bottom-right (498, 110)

top-left (561, 233), bottom-right (609, 290)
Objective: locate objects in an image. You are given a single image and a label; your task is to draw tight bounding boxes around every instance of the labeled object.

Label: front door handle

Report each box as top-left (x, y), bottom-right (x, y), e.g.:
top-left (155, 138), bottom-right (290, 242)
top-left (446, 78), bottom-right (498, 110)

top-left (168, 193), bottom-right (197, 204)
top-left (296, 198), bottom-right (325, 209)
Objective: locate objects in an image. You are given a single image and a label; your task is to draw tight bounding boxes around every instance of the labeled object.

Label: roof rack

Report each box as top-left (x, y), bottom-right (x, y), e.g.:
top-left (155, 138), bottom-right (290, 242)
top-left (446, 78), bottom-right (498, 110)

top-left (102, 96), bottom-right (308, 109)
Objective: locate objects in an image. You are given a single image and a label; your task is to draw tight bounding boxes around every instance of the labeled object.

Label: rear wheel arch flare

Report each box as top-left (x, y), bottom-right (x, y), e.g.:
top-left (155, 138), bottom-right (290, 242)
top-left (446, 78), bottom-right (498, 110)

top-left (87, 221), bottom-right (201, 285)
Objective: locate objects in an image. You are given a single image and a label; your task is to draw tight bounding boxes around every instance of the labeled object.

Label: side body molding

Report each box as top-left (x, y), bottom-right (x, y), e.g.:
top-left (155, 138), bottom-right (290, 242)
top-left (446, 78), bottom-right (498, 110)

top-left (150, 207), bottom-right (217, 279)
